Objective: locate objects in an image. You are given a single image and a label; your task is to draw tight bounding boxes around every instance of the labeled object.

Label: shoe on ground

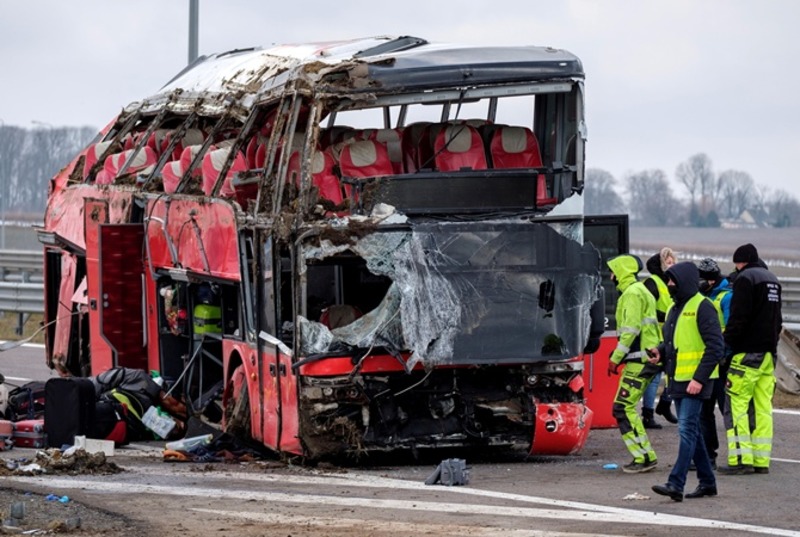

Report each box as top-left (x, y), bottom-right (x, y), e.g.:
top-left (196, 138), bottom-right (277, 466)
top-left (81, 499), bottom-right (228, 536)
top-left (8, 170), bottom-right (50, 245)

top-left (622, 459), bottom-right (658, 474)
top-left (685, 485), bottom-right (718, 499)
top-left (652, 483), bottom-right (683, 502)
top-left (753, 467), bottom-right (769, 474)
top-left (717, 464), bottom-right (754, 475)
top-left (642, 417), bottom-right (663, 430)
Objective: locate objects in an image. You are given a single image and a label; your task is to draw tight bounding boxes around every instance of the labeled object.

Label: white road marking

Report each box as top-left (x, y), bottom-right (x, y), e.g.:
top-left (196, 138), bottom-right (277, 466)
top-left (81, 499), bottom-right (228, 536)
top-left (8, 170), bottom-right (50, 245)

top-left (8, 473), bottom-right (800, 536)
top-left (191, 508), bottom-right (628, 537)
top-left (2, 376), bottom-right (33, 383)
top-left (774, 409), bottom-right (800, 416)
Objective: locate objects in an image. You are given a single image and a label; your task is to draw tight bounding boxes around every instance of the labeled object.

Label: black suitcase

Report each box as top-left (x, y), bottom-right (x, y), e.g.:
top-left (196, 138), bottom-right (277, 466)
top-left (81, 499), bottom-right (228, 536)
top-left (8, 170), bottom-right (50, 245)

top-left (44, 377), bottom-right (96, 448)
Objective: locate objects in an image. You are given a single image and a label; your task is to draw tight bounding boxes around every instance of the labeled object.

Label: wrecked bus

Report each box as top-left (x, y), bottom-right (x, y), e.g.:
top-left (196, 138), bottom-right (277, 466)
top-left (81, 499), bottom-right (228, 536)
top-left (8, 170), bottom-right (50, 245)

top-left (40, 36), bottom-right (603, 459)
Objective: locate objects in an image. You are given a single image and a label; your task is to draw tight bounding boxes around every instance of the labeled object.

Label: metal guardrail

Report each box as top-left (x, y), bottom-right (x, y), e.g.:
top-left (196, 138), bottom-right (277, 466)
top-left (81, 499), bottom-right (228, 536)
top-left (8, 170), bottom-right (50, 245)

top-left (0, 251), bottom-right (797, 321)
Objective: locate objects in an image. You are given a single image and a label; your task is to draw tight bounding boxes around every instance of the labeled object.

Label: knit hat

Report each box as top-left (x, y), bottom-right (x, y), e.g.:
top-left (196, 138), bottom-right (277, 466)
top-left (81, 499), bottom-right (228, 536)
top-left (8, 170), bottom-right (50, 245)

top-left (733, 243), bottom-right (759, 264)
top-left (697, 258), bottom-right (721, 281)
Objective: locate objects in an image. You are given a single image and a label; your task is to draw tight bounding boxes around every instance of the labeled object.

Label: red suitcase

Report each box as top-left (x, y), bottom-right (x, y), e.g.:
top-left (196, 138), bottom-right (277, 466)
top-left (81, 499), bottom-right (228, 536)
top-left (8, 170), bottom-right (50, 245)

top-left (0, 419), bottom-right (13, 451)
top-left (13, 419), bottom-right (47, 448)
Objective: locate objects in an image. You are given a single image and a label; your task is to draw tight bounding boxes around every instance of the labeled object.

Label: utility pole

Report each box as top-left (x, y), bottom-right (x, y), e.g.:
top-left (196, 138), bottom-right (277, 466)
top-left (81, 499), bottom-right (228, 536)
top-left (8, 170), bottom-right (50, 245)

top-left (188, 0), bottom-right (199, 64)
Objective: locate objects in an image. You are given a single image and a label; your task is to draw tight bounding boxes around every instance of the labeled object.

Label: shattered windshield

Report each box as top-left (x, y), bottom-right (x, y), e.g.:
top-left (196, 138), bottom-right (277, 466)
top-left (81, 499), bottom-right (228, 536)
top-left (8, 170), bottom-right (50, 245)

top-left (298, 219), bottom-right (601, 369)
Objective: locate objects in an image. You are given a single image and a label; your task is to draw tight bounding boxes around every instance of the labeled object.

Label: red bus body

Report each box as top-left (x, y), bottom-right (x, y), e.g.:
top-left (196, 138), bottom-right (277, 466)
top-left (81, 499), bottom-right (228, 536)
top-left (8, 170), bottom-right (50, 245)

top-left (40, 36), bottom-right (604, 459)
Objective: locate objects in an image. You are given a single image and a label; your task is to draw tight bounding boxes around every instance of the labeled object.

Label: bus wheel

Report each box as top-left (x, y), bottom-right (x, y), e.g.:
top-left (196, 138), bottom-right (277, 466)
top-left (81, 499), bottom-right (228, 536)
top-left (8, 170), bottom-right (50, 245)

top-left (224, 365), bottom-right (251, 440)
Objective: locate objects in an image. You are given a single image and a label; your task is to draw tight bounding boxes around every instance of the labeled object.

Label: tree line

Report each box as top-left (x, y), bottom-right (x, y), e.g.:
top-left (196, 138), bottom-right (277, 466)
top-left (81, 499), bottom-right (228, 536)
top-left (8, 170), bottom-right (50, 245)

top-left (584, 153), bottom-right (800, 227)
top-left (0, 125), bottom-right (96, 216)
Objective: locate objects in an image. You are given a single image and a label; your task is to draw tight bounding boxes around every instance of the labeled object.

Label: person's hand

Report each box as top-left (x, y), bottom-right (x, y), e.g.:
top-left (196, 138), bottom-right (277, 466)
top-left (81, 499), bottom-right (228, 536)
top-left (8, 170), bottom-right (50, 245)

top-left (607, 361), bottom-right (620, 376)
top-left (687, 379), bottom-right (703, 395)
top-left (646, 348), bottom-right (660, 363)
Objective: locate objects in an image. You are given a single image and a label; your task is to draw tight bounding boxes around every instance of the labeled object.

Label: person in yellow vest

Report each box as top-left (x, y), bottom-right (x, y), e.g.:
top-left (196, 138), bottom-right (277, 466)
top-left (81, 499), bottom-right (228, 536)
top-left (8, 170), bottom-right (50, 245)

top-left (641, 247), bottom-right (678, 428)
top-left (606, 254), bottom-right (662, 474)
top-left (650, 261), bottom-right (724, 502)
top-left (719, 243), bottom-right (782, 475)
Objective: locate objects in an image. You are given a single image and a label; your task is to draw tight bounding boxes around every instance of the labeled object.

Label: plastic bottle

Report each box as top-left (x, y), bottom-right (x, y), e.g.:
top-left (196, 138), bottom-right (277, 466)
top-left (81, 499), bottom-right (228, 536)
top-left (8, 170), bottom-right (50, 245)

top-left (165, 433), bottom-right (213, 452)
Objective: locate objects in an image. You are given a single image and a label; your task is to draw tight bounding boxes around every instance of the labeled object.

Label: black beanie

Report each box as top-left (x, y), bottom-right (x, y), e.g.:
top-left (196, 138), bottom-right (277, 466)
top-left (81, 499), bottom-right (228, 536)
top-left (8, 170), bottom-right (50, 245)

top-left (697, 257), bottom-right (721, 281)
top-left (733, 243), bottom-right (759, 264)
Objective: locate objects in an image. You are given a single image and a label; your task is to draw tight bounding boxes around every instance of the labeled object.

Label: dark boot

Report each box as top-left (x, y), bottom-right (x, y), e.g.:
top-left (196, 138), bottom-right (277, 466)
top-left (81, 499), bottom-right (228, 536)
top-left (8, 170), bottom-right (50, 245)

top-left (656, 397), bottom-right (678, 424)
top-left (642, 407), bottom-right (662, 429)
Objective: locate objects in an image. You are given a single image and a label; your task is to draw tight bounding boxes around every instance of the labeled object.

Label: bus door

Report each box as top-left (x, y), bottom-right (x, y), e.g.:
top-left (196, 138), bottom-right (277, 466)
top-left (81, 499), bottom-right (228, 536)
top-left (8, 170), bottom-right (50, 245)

top-left (257, 237), bottom-right (281, 448)
top-left (85, 198), bottom-right (147, 374)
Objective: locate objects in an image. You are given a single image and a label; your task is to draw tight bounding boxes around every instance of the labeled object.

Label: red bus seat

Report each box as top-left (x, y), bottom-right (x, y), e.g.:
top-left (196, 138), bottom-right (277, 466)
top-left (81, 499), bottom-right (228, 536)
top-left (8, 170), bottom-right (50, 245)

top-left (400, 122), bottom-right (430, 173)
top-left (201, 147), bottom-right (247, 197)
top-left (371, 129), bottom-right (403, 174)
top-left (162, 160), bottom-right (185, 194)
top-left (287, 150), bottom-right (343, 204)
top-left (339, 140), bottom-right (393, 179)
top-left (83, 141), bottom-right (115, 180)
top-left (100, 147), bottom-right (158, 184)
top-left (489, 126), bottom-right (542, 169)
top-left (433, 125), bottom-right (487, 172)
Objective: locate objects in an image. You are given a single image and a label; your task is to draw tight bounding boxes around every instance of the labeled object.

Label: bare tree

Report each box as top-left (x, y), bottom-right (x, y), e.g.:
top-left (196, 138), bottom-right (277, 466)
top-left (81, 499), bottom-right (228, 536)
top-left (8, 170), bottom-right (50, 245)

top-left (625, 169), bottom-right (682, 226)
top-left (584, 168), bottom-right (626, 215)
top-left (676, 153), bottom-right (715, 222)
top-left (717, 169), bottom-right (754, 219)
top-left (765, 189), bottom-right (800, 227)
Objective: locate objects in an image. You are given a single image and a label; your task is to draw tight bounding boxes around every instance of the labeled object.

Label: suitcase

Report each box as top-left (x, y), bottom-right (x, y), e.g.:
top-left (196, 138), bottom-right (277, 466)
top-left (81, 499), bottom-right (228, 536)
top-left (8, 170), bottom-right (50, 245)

top-left (13, 419), bottom-right (47, 448)
top-left (44, 377), bottom-right (96, 448)
top-left (0, 419), bottom-right (13, 450)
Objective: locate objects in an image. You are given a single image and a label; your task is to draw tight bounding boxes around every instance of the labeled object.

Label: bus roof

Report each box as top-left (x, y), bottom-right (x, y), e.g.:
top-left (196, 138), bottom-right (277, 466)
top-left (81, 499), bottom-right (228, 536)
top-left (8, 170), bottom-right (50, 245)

top-left (133, 36), bottom-right (583, 117)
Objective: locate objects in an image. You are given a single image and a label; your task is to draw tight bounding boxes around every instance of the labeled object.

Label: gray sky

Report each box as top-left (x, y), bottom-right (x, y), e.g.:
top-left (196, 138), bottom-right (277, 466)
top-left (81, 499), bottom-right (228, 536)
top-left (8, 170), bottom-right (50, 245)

top-left (3, 0), bottom-right (799, 199)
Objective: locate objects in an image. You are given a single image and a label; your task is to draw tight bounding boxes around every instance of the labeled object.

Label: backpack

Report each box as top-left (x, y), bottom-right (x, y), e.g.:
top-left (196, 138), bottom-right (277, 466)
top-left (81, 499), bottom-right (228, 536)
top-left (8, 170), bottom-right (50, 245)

top-left (100, 388), bottom-right (153, 441)
top-left (5, 381), bottom-right (46, 421)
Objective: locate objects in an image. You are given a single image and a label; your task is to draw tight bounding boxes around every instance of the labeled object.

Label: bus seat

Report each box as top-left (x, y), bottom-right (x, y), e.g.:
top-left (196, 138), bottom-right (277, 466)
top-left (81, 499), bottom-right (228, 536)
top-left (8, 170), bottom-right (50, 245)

top-left (201, 147), bottom-right (247, 198)
top-left (320, 304), bottom-right (363, 329)
top-left (371, 129), bottom-right (403, 174)
top-left (101, 146), bottom-right (158, 183)
top-left (179, 144), bottom-right (204, 180)
top-left (489, 126), bottom-right (542, 169)
top-left (434, 125), bottom-right (487, 172)
top-left (339, 140), bottom-right (393, 179)
top-left (146, 129), bottom-right (172, 155)
top-left (287, 150), bottom-right (344, 204)
top-left (83, 141), bottom-right (115, 180)
top-left (162, 160), bottom-right (185, 193)
top-left (170, 128), bottom-right (205, 161)
top-left (400, 122), bottom-right (431, 173)
top-left (417, 123), bottom-right (447, 171)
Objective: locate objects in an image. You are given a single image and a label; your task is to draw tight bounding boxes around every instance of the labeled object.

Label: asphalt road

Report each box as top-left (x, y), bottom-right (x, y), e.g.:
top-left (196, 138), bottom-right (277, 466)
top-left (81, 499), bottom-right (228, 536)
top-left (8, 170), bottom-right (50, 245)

top-left (2, 343), bottom-right (800, 536)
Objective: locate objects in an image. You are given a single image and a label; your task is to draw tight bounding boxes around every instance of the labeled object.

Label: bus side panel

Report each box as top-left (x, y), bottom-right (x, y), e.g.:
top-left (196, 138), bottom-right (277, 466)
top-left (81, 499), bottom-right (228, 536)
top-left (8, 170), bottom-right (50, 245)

top-left (278, 352), bottom-right (301, 454)
top-left (144, 269), bottom-right (161, 374)
top-left (259, 344), bottom-right (281, 449)
top-left (50, 252), bottom-right (77, 375)
top-left (84, 199), bottom-right (114, 375)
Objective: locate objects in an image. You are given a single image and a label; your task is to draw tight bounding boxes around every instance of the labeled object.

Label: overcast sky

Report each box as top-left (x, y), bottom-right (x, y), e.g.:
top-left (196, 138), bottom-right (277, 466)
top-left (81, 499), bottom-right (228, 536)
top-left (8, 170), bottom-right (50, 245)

top-left (3, 1), bottom-right (799, 199)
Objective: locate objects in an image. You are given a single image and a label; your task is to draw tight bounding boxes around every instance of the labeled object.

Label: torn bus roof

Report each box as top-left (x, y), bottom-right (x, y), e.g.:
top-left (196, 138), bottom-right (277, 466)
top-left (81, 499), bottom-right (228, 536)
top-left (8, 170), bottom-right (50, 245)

top-left (129, 35), bottom-right (583, 118)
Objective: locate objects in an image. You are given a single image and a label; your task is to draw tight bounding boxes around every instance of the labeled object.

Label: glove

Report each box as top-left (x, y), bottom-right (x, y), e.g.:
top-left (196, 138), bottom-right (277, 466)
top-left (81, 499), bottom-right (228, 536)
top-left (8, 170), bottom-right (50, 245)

top-left (607, 361), bottom-right (620, 376)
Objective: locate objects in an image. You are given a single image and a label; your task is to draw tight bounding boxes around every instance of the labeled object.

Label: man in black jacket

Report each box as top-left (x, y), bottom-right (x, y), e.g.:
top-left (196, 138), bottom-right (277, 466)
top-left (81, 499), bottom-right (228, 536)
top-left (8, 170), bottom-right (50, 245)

top-left (719, 243), bottom-right (782, 475)
top-left (650, 262), bottom-right (724, 502)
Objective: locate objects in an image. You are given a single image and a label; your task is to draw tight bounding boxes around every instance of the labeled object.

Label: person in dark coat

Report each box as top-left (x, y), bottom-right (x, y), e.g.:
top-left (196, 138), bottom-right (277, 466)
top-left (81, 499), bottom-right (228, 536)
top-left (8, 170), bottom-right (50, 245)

top-left (649, 261), bottom-right (725, 502)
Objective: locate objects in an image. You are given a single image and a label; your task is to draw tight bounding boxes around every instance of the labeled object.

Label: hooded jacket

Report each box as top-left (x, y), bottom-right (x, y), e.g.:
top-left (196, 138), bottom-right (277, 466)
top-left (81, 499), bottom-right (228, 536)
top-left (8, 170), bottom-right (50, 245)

top-left (725, 262), bottom-right (782, 355)
top-left (607, 255), bottom-right (660, 366)
top-left (659, 262), bottom-right (724, 399)
top-left (643, 253), bottom-right (671, 325)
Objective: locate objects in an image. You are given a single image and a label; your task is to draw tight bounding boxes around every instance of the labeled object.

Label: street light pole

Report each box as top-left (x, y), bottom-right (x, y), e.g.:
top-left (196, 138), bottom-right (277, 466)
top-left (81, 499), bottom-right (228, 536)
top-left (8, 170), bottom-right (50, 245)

top-left (188, 0), bottom-right (199, 64)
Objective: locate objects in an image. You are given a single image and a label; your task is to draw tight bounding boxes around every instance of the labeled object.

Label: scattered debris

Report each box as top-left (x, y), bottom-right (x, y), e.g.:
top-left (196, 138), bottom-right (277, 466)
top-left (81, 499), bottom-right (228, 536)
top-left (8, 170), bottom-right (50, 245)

top-left (0, 448), bottom-right (123, 476)
top-left (602, 463), bottom-right (618, 470)
top-left (425, 458), bottom-right (470, 486)
top-left (623, 492), bottom-right (650, 501)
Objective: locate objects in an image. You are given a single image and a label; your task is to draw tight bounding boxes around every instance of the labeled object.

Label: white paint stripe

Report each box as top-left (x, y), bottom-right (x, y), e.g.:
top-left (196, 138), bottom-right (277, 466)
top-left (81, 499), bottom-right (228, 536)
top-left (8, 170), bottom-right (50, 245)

top-left (8, 475), bottom-right (800, 536)
top-left (774, 409), bottom-right (800, 416)
top-left (771, 457), bottom-right (800, 464)
top-left (3, 376), bottom-right (33, 383)
top-left (0, 341), bottom-right (45, 349)
top-left (191, 507), bottom-right (627, 537)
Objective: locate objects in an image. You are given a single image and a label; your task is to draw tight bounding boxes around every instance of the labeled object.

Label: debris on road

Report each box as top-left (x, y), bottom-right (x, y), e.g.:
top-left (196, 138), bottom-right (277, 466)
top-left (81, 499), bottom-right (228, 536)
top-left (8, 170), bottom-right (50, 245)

top-left (0, 448), bottom-right (123, 476)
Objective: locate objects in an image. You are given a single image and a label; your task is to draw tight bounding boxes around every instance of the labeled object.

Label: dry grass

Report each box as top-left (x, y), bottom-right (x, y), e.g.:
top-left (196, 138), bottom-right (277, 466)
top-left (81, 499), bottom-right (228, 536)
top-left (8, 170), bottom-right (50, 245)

top-left (0, 312), bottom-right (45, 344)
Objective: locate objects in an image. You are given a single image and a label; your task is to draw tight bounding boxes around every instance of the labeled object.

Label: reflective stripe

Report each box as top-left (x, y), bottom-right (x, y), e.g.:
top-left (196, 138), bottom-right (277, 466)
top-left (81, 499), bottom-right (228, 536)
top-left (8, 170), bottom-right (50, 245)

top-left (753, 450), bottom-right (772, 457)
top-left (623, 351), bottom-right (645, 362)
top-left (751, 437), bottom-right (772, 445)
top-left (642, 317), bottom-right (658, 325)
top-left (616, 343), bottom-right (630, 354)
top-left (730, 435), bottom-right (752, 443)
top-left (619, 326), bottom-right (640, 335)
top-left (729, 448), bottom-right (753, 456)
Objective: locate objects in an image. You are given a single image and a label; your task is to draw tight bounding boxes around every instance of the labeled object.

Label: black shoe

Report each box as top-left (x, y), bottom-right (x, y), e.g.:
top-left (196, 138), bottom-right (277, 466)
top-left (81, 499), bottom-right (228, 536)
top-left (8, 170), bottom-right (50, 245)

top-left (652, 483), bottom-right (683, 502)
top-left (655, 399), bottom-right (678, 424)
top-left (685, 485), bottom-right (718, 499)
top-left (642, 408), bottom-right (663, 429)
top-left (717, 465), bottom-right (754, 475)
top-left (622, 459), bottom-right (658, 474)
top-left (753, 467), bottom-right (769, 474)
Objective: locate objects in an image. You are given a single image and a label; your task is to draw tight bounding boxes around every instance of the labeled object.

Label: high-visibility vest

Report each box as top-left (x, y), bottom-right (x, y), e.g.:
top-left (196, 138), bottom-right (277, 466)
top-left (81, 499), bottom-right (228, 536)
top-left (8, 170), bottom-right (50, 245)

top-left (711, 290), bottom-right (730, 330)
top-left (193, 304), bottom-right (222, 334)
top-left (647, 275), bottom-right (672, 325)
top-left (673, 293), bottom-right (719, 382)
